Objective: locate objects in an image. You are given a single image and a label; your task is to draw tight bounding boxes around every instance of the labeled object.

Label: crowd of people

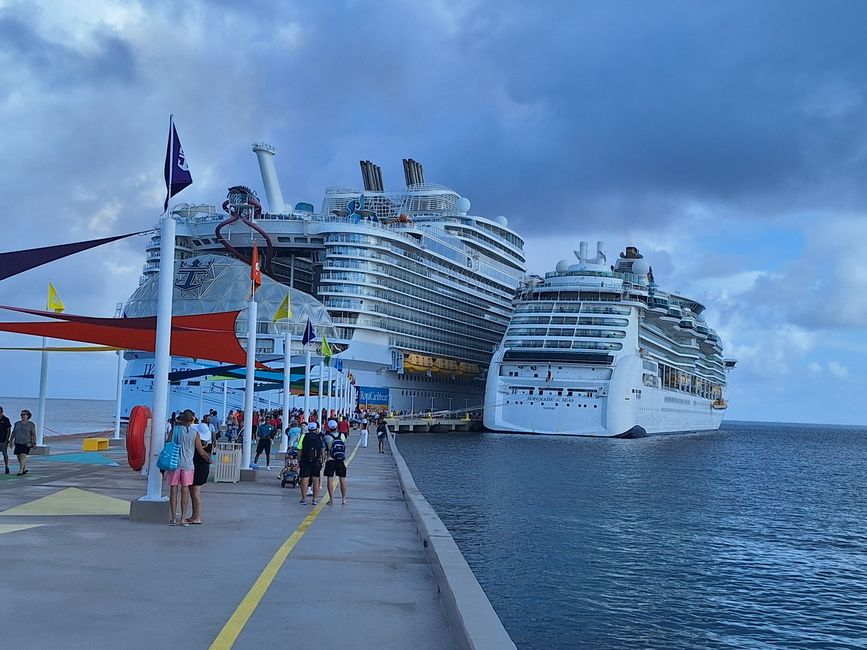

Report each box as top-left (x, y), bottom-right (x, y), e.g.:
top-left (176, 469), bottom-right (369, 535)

top-left (163, 407), bottom-right (392, 524)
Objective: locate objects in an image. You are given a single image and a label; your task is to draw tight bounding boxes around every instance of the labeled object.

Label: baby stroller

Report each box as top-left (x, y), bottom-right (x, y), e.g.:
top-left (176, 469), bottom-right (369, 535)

top-left (279, 449), bottom-right (300, 488)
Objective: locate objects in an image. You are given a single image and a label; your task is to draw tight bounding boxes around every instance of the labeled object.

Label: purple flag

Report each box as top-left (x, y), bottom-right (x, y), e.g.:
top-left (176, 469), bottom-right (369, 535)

top-left (163, 120), bottom-right (193, 211)
top-left (302, 318), bottom-right (315, 346)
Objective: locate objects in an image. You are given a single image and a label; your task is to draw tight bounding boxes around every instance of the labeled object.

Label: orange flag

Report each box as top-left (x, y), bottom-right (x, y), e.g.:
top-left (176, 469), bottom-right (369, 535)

top-left (251, 244), bottom-right (262, 290)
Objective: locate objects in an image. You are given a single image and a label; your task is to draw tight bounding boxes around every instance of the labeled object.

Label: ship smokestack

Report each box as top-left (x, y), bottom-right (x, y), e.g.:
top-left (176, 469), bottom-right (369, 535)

top-left (402, 158), bottom-right (425, 187)
top-left (252, 143), bottom-right (286, 213)
top-left (596, 241), bottom-right (606, 265)
top-left (359, 160), bottom-right (384, 192)
top-left (579, 241), bottom-right (589, 260)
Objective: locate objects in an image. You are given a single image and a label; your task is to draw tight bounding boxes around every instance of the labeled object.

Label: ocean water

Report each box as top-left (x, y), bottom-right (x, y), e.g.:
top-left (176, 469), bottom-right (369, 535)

top-left (397, 421), bottom-right (867, 649)
top-left (0, 396), bottom-right (115, 436)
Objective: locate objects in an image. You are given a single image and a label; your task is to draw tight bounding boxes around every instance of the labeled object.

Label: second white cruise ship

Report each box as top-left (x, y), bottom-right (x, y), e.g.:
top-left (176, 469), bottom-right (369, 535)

top-left (121, 146), bottom-right (526, 418)
top-left (484, 241), bottom-right (735, 436)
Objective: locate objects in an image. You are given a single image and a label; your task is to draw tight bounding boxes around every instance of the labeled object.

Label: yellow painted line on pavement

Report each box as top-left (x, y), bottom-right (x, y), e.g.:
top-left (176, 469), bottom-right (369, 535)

top-left (210, 437), bottom-right (362, 650)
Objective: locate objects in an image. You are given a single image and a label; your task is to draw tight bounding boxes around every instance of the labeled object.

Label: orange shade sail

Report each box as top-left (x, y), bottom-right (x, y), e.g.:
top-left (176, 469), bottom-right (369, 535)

top-left (0, 305), bottom-right (265, 368)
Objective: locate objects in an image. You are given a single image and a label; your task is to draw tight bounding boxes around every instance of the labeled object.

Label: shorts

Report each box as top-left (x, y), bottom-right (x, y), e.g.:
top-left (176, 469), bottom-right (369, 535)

top-left (256, 438), bottom-right (272, 454)
top-left (299, 461), bottom-right (321, 479)
top-left (324, 459), bottom-right (346, 478)
top-left (166, 468), bottom-right (194, 486)
top-left (14, 443), bottom-right (31, 456)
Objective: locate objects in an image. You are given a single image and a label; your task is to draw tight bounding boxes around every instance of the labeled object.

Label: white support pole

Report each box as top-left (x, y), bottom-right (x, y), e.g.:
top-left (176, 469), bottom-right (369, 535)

top-left (113, 350), bottom-right (123, 440)
top-left (303, 347), bottom-right (311, 420)
top-left (326, 364), bottom-right (332, 416)
top-left (143, 212), bottom-right (175, 501)
top-left (317, 359), bottom-right (324, 419)
top-left (222, 380), bottom-right (228, 420)
top-left (241, 299), bottom-right (257, 468)
top-left (36, 342), bottom-right (49, 446)
top-left (198, 381), bottom-right (204, 416)
top-left (281, 330), bottom-right (291, 452)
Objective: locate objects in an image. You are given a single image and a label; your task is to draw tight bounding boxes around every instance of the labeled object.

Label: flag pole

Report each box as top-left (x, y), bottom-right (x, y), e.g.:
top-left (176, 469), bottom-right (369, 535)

top-left (142, 207), bottom-right (175, 501)
top-left (280, 329), bottom-right (291, 452)
top-left (241, 298), bottom-right (257, 469)
top-left (304, 345), bottom-right (311, 421)
top-left (317, 357), bottom-right (324, 420)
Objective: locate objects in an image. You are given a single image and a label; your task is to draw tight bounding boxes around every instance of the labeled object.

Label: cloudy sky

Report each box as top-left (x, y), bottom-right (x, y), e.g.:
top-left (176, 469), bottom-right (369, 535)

top-left (1, 0), bottom-right (866, 424)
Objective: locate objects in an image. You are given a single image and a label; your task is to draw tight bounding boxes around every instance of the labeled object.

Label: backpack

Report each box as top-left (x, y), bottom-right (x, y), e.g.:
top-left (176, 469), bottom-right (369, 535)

top-left (300, 433), bottom-right (323, 463)
top-left (330, 436), bottom-right (346, 461)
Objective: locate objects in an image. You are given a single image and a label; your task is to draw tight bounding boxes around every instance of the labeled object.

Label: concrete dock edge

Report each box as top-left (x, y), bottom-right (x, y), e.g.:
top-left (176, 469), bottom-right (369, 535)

top-left (389, 433), bottom-right (517, 650)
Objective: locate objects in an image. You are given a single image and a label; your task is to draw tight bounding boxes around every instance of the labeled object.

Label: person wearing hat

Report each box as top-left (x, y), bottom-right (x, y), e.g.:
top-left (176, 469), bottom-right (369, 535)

top-left (296, 421), bottom-right (324, 504)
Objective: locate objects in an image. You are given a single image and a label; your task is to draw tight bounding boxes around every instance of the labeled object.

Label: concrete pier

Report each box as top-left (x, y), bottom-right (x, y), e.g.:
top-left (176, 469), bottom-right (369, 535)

top-left (0, 431), bottom-right (512, 648)
top-left (386, 417), bottom-right (478, 433)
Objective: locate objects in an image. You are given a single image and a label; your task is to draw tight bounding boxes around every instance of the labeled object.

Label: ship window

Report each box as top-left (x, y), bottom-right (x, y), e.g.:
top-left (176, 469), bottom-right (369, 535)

top-left (192, 239), bottom-right (202, 245)
top-left (128, 380), bottom-right (137, 385)
top-left (188, 381), bottom-right (200, 386)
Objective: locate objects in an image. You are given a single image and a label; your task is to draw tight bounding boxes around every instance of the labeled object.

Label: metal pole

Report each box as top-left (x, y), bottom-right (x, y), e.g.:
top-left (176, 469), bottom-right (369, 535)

top-left (326, 364), bottom-right (333, 416)
top-left (304, 347), bottom-right (311, 420)
top-left (36, 341), bottom-right (49, 446)
top-left (198, 381), bottom-right (204, 416)
top-left (143, 211), bottom-right (175, 501)
top-left (281, 330), bottom-right (291, 452)
top-left (222, 380), bottom-right (228, 419)
top-left (317, 359), bottom-right (324, 419)
top-left (241, 299), bottom-right (257, 468)
top-left (113, 350), bottom-right (123, 439)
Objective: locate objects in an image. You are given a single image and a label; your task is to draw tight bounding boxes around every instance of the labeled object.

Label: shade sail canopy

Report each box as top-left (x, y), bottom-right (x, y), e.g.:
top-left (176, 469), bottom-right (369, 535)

top-left (0, 305), bottom-right (262, 367)
top-left (0, 232), bottom-right (146, 282)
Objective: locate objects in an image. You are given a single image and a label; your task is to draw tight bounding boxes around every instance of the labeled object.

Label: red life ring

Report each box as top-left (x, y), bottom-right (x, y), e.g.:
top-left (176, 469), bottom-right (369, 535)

top-left (126, 405), bottom-right (150, 471)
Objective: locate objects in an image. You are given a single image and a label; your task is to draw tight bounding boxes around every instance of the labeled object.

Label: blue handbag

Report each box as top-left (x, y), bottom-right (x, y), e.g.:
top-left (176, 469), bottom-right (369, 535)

top-left (157, 425), bottom-right (181, 471)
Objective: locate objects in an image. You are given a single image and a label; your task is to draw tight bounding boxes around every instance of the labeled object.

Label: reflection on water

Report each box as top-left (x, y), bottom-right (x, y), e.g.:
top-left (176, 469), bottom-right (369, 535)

top-left (398, 422), bottom-right (867, 649)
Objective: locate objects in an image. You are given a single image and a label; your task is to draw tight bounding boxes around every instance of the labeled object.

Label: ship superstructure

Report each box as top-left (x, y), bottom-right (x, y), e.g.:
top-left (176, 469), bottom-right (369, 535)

top-left (123, 146), bottom-right (526, 417)
top-left (484, 242), bottom-right (735, 436)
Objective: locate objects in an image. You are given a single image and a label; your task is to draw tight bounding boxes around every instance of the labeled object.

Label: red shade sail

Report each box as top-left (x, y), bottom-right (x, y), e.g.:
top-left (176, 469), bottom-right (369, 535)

top-left (0, 305), bottom-right (264, 367)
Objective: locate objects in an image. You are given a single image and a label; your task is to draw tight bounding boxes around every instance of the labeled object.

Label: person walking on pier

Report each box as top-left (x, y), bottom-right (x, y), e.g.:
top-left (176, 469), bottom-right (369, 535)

top-left (254, 418), bottom-right (276, 469)
top-left (0, 407), bottom-right (11, 474)
top-left (376, 419), bottom-right (388, 454)
top-left (297, 421), bottom-right (323, 504)
top-left (12, 409), bottom-right (36, 475)
top-left (324, 428), bottom-right (348, 505)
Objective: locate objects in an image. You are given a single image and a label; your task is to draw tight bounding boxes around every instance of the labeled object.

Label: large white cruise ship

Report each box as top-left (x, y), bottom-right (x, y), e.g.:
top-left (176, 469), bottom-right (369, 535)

top-left (121, 146), bottom-right (526, 417)
top-left (484, 241), bottom-right (735, 437)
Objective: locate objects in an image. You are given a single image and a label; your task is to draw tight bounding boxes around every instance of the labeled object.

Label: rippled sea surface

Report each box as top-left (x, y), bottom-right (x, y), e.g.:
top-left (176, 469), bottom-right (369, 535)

top-left (0, 396), bottom-right (115, 435)
top-left (397, 422), bottom-right (867, 649)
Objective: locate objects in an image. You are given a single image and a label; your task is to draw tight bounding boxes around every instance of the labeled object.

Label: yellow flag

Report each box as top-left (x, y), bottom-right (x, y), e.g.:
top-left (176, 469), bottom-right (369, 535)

top-left (272, 292), bottom-right (292, 323)
top-left (320, 335), bottom-right (333, 361)
top-left (47, 282), bottom-right (65, 313)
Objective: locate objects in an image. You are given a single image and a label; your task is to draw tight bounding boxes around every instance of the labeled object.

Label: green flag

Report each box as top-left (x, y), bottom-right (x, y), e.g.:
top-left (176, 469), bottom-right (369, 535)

top-left (321, 335), bottom-right (333, 363)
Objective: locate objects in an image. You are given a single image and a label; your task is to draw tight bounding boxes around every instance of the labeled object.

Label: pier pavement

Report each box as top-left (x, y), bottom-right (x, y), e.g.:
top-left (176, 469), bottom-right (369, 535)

top-left (0, 434), bottom-right (455, 649)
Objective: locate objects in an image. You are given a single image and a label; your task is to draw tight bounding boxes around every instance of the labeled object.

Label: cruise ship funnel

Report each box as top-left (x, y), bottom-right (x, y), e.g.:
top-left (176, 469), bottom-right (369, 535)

top-left (252, 142), bottom-right (286, 214)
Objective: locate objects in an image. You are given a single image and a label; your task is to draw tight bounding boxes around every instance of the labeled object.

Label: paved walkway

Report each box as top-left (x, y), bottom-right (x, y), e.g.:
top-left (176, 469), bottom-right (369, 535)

top-left (0, 434), bottom-right (454, 649)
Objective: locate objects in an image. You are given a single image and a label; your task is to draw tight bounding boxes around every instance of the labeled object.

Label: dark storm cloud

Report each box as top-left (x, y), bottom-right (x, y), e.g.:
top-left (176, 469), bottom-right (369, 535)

top-left (0, 10), bottom-right (137, 89)
top-left (176, 0), bottom-right (867, 236)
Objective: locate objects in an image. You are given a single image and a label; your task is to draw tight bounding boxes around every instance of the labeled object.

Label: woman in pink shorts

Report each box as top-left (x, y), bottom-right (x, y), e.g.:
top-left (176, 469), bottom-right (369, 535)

top-left (166, 410), bottom-right (205, 526)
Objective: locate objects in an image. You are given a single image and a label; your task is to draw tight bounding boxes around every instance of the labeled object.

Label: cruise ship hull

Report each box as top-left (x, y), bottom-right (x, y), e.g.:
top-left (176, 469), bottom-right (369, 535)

top-left (485, 382), bottom-right (725, 437)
